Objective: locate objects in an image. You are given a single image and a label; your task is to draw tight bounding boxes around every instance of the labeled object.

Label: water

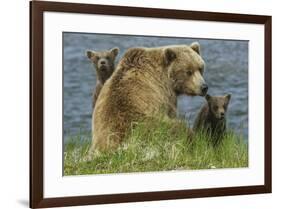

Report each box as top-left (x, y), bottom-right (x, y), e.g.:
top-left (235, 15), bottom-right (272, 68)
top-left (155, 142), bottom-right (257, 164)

top-left (63, 32), bottom-right (248, 141)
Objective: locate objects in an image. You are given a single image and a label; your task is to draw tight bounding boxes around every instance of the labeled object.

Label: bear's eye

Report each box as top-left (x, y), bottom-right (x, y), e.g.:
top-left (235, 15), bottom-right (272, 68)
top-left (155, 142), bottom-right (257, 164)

top-left (105, 56), bottom-right (110, 60)
top-left (95, 56), bottom-right (100, 60)
top-left (186, 71), bottom-right (193, 76)
top-left (199, 66), bottom-right (204, 74)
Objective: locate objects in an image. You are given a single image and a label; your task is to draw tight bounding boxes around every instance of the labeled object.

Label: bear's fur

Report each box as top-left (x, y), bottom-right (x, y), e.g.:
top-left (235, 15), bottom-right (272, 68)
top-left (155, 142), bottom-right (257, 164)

top-left (193, 94), bottom-right (231, 145)
top-left (92, 43), bottom-right (207, 151)
top-left (86, 47), bottom-right (119, 108)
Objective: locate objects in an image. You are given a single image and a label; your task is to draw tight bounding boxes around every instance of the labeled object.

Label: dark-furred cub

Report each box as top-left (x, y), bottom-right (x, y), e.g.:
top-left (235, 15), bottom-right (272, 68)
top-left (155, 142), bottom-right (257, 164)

top-left (193, 94), bottom-right (231, 145)
top-left (86, 47), bottom-right (119, 108)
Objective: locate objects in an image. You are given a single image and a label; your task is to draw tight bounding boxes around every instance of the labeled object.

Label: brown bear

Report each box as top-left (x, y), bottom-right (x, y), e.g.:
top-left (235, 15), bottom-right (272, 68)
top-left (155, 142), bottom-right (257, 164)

top-left (193, 94), bottom-right (231, 145)
top-left (92, 43), bottom-right (208, 151)
top-left (86, 47), bottom-right (119, 108)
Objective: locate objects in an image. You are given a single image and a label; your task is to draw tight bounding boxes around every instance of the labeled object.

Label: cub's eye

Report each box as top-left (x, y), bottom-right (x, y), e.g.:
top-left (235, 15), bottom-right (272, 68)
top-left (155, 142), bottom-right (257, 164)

top-left (213, 105), bottom-right (218, 111)
top-left (186, 71), bottom-right (193, 76)
top-left (105, 56), bottom-right (110, 59)
top-left (95, 56), bottom-right (100, 60)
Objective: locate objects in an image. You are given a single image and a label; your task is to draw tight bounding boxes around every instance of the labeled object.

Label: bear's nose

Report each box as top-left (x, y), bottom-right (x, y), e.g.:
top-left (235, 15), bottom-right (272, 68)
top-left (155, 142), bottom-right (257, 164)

top-left (220, 112), bottom-right (225, 118)
top-left (201, 84), bottom-right (208, 95)
top-left (100, 60), bottom-right (106, 65)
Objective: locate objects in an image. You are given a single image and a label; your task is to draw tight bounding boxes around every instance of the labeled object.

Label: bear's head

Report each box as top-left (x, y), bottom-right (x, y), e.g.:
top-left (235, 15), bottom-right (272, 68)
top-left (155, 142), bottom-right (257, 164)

top-left (164, 42), bottom-right (208, 96)
top-left (205, 94), bottom-right (231, 120)
top-left (86, 47), bottom-right (119, 83)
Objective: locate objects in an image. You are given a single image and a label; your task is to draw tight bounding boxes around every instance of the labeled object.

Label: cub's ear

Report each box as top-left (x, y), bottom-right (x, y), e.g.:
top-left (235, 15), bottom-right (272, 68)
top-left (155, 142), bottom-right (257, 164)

top-left (205, 94), bottom-right (212, 101)
top-left (190, 42), bottom-right (200, 55)
top-left (225, 94), bottom-right (231, 103)
top-left (164, 48), bottom-right (177, 66)
top-left (86, 50), bottom-right (94, 59)
top-left (110, 47), bottom-right (119, 57)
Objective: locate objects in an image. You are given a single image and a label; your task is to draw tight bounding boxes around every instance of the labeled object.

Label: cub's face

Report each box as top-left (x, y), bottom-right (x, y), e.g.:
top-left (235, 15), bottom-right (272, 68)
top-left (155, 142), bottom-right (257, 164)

top-left (206, 94), bottom-right (231, 120)
top-left (86, 47), bottom-right (119, 82)
top-left (165, 42), bottom-right (208, 96)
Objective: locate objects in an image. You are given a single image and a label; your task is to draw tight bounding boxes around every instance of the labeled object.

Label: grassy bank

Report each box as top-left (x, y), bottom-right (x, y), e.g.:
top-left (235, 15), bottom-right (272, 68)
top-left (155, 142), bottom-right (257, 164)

top-left (64, 117), bottom-right (248, 176)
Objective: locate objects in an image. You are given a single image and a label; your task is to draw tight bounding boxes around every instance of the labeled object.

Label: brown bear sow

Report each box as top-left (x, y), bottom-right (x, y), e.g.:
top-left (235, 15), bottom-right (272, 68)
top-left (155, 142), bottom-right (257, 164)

top-left (92, 43), bottom-right (208, 151)
top-left (193, 94), bottom-right (231, 145)
top-left (86, 47), bottom-right (119, 108)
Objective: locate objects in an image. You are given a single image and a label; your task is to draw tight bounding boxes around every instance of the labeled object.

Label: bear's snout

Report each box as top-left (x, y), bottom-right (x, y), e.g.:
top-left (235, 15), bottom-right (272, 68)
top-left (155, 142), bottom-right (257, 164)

top-left (201, 83), bottom-right (208, 95)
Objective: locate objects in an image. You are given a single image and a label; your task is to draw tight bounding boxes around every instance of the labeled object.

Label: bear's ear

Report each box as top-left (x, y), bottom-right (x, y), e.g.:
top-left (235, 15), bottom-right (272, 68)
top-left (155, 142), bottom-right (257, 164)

top-left (190, 42), bottom-right (200, 55)
top-left (205, 94), bottom-right (212, 102)
top-left (225, 94), bottom-right (231, 103)
top-left (86, 50), bottom-right (94, 59)
top-left (164, 48), bottom-right (177, 66)
top-left (110, 47), bottom-right (119, 57)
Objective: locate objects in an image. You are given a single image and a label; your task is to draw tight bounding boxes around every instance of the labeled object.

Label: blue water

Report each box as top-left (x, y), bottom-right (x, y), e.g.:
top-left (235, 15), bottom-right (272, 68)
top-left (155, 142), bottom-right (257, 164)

top-left (63, 32), bottom-right (248, 141)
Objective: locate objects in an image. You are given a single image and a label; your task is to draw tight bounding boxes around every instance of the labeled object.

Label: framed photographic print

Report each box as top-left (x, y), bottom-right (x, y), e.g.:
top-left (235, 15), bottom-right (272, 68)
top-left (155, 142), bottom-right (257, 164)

top-left (30, 0), bottom-right (272, 208)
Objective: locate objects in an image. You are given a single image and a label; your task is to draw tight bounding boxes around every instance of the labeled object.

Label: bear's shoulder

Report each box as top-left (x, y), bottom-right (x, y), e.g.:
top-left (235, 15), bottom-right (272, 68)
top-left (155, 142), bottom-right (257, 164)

top-left (121, 47), bottom-right (146, 63)
top-left (194, 103), bottom-right (209, 129)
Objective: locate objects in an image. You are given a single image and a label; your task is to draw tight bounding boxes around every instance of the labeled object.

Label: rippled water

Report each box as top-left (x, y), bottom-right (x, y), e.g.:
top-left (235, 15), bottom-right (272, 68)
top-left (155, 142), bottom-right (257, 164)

top-left (63, 32), bottom-right (248, 141)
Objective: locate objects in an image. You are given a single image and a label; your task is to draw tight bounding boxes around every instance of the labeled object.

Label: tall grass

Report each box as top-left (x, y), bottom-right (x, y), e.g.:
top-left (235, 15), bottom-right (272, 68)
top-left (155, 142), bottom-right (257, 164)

top-left (64, 117), bottom-right (248, 176)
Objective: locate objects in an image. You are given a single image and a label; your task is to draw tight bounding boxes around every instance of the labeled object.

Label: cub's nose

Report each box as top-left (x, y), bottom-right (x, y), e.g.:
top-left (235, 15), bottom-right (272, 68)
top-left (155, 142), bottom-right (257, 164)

top-left (201, 84), bottom-right (208, 95)
top-left (100, 60), bottom-right (106, 65)
top-left (220, 112), bottom-right (225, 118)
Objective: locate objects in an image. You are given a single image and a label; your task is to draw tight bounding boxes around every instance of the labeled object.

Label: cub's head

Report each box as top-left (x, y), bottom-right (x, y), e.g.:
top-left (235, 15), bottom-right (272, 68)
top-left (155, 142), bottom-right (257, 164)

top-left (86, 47), bottom-right (119, 83)
top-left (205, 94), bottom-right (231, 120)
top-left (164, 42), bottom-right (208, 96)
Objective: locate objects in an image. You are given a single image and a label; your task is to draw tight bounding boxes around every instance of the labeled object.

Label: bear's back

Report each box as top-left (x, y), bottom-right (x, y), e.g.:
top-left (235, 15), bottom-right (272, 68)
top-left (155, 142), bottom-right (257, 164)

top-left (92, 47), bottom-right (176, 151)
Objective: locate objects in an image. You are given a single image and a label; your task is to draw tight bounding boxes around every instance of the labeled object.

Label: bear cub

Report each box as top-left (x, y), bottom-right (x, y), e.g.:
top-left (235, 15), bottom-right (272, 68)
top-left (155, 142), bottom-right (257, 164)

top-left (86, 47), bottom-right (119, 108)
top-left (193, 94), bottom-right (231, 145)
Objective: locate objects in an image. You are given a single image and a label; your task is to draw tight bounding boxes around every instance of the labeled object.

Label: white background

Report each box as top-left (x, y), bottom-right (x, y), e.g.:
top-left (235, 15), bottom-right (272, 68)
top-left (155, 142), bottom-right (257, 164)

top-left (0, 0), bottom-right (279, 208)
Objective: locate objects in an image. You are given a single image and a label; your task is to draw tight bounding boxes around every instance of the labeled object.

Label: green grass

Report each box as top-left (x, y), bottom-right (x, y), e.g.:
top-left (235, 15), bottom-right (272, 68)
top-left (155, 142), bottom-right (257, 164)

top-left (64, 117), bottom-right (248, 176)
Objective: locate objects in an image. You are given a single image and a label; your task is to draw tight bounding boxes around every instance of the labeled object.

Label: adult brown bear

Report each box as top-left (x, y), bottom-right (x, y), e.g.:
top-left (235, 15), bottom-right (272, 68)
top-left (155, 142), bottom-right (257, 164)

top-left (92, 43), bottom-right (208, 151)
